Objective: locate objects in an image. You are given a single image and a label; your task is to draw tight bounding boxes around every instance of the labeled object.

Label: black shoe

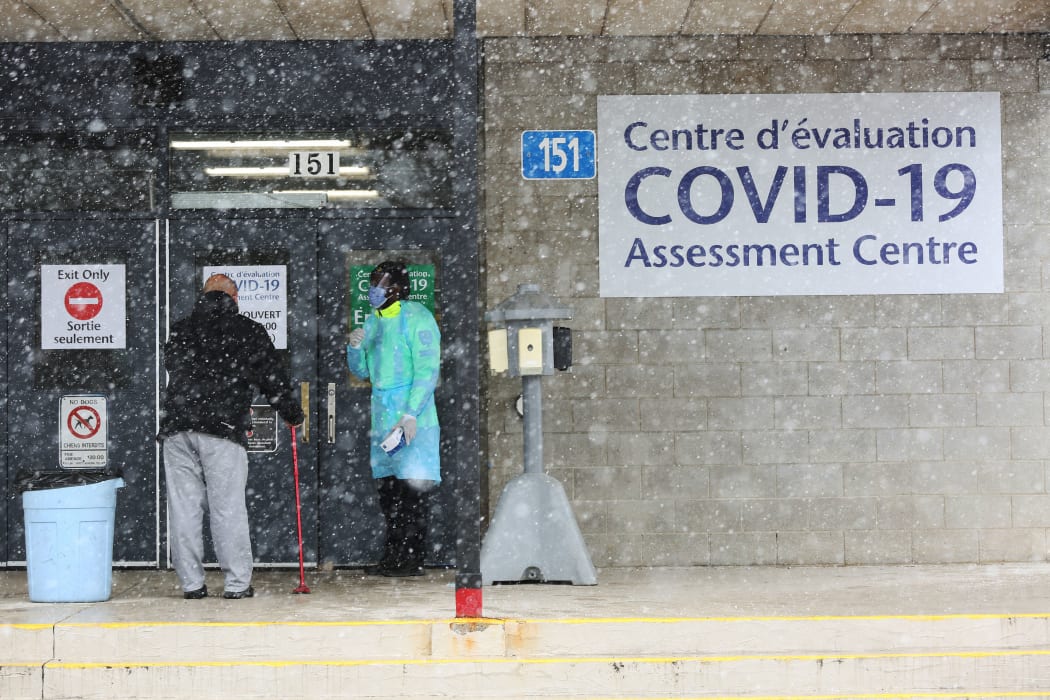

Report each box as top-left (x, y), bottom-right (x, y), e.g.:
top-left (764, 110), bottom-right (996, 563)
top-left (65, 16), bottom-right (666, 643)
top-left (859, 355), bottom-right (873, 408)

top-left (222, 586), bottom-right (254, 599)
top-left (183, 585), bottom-right (208, 600)
top-left (380, 563), bottom-right (424, 578)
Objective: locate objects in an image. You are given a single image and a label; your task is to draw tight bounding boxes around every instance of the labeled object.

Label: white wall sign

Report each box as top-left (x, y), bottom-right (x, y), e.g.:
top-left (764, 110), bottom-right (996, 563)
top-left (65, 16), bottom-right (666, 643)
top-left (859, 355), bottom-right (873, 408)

top-left (59, 395), bottom-right (108, 468)
top-left (41, 264), bottom-right (127, 349)
top-left (597, 93), bottom-right (1004, 297)
top-left (203, 265), bottom-right (288, 349)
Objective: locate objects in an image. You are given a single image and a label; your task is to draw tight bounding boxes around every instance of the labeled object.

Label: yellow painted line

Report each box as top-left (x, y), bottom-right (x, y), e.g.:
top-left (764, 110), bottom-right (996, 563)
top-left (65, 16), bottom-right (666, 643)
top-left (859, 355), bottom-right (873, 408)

top-left (43, 647), bottom-right (1050, 669)
top-left (585, 695), bottom-right (1050, 700)
top-left (1, 623), bottom-right (54, 630)
top-left (517, 612), bottom-right (1050, 625)
top-left (62, 619), bottom-right (430, 629)
top-left (51, 611), bottom-right (1050, 629)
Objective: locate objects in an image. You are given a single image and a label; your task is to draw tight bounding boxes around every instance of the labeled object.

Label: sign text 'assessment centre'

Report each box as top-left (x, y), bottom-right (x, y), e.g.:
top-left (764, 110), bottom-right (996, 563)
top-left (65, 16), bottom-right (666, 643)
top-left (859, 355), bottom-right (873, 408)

top-left (597, 92), bottom-right (1003, 297)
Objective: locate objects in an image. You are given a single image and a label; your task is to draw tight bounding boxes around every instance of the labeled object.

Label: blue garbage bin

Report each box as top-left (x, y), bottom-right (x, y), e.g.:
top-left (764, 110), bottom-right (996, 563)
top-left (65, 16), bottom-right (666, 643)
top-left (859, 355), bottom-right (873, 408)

top-left (22, 477), bottom-right (125, 603)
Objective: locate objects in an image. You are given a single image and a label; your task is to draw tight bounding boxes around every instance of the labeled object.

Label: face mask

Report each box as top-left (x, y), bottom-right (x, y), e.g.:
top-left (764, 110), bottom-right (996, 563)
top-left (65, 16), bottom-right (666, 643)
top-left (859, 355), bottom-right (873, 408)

top-left (368, 285), bottom-right (388, 308)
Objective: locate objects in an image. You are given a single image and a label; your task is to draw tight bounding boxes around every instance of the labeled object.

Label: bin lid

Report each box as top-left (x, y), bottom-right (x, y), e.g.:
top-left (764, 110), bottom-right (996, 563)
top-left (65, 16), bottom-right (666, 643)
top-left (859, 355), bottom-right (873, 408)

top-left (16, 467), bottom-right (124, 493)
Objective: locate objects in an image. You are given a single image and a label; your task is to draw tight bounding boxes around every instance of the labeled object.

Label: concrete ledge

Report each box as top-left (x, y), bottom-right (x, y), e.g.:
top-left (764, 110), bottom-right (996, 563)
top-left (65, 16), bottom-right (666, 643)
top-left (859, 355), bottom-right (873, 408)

top-left (54, 620), bottom-right (434, 663)
top-left (41, 613), bottom-right (1050, 663)
top-left (432, 619), bottom-right (507, 658)
top-left (503, 613), bottom-right (1050, 657)
top-left (0, 624), bottom-right (53, 663)
top-left (37, 649), bottom-right (1050, 699)
top-left (0, 664), bottom-right (41, 700)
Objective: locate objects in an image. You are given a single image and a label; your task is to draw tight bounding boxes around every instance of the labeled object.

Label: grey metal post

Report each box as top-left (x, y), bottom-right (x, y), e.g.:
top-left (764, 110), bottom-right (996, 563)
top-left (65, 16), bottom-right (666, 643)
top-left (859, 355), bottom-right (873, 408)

top-left (451, 0), bottom-right (483, 617)
top-left (522, 375), bottom-right (543, 475)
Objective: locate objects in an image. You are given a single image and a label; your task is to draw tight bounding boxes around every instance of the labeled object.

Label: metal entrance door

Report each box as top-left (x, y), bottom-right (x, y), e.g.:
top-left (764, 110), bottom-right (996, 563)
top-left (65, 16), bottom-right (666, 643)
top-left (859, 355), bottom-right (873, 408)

top-left (166, 217), bottom-right (458, 568)
top-left (315, 218), bottom-right (458, 568)
top-left (166, 219), bottom-right (318, 566)
top-left (5, 219), bottom-right (159, 564)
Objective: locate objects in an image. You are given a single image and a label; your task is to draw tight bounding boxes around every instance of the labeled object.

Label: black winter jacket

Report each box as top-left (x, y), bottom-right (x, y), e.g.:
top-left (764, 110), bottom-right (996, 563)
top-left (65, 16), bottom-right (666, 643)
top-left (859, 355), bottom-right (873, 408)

top-left (158, 291), bottom-right (304, 447)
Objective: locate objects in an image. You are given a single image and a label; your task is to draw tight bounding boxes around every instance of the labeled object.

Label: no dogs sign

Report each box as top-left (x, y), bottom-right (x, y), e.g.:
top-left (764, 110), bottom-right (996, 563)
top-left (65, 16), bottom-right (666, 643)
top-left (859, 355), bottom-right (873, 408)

top-left (59, 395), bottom-right (109, 468)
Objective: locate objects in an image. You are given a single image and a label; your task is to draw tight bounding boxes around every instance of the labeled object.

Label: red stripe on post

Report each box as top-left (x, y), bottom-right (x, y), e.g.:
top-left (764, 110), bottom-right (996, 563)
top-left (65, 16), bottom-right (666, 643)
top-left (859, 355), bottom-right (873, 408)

top-left (455, 586), bottom-right (483, 618)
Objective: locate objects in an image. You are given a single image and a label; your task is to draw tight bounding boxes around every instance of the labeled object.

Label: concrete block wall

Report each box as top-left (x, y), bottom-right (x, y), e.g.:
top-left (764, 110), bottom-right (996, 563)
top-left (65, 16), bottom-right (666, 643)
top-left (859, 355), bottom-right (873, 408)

top-left (481, 33), bottom-right (1050, 567)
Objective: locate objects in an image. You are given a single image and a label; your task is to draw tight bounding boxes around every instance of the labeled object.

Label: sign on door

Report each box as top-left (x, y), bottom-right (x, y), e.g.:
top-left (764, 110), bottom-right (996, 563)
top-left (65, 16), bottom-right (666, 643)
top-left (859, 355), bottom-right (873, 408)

top-left (349, 263), bottom-right (436, 329)
top-left (203, 265), bottom-right (288, 349)
top-left (59, 395), bottom-right (109, 468)
top-left (246, 405), bottom-right (279, 453)
top-left (40, 264), bottom-right (127, 349)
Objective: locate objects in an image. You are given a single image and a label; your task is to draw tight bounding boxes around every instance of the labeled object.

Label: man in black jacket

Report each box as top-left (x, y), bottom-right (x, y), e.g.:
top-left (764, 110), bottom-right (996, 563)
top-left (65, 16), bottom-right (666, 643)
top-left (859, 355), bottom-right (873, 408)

top-left (158, 273), bottom-right (304, 600)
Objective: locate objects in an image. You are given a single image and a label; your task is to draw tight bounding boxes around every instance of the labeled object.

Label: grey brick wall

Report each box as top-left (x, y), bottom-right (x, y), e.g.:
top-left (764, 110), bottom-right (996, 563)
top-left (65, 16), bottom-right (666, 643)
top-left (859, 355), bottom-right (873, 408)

top-left (481, 33), bottom-right (1050, 566)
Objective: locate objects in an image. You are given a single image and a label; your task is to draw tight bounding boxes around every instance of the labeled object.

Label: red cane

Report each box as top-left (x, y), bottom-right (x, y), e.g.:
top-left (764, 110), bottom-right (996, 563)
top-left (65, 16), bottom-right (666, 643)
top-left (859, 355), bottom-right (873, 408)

top-left (290, 425), bottom-right (311, 594)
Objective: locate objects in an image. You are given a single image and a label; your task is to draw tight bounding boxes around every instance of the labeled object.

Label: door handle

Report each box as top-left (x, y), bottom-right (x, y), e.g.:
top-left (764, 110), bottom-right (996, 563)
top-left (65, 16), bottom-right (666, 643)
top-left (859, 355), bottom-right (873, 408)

top-left (327, 383), bottom-right (336, 444)
top-left (300, 381), bottom-right (310, 443)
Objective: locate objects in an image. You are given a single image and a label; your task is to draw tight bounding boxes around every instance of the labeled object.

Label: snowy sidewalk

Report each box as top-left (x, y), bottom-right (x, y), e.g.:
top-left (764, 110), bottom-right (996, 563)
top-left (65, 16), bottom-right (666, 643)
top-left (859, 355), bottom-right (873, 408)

top-left (2, 563), bottom-right (1049, 622)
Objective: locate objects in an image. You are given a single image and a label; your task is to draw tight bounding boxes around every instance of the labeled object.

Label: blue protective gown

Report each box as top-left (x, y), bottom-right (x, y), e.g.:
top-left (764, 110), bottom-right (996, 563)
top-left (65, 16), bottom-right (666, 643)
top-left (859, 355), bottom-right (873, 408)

top-left (346, 300), bottom-right (441, 482)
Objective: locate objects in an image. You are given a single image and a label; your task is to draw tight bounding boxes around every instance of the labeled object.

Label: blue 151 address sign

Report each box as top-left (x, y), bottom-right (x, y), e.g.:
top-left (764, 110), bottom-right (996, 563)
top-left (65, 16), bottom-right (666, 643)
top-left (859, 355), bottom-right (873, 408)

top-left (521, 130), bottom-right (596, 180)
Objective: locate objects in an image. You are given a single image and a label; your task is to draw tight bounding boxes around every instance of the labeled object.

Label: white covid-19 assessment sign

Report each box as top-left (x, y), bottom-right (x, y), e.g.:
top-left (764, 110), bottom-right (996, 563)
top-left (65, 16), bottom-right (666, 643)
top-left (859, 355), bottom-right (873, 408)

top-left (597, 93), bottom-right (1003, 297)
top-left (203, 265), bottom-right (288, 349)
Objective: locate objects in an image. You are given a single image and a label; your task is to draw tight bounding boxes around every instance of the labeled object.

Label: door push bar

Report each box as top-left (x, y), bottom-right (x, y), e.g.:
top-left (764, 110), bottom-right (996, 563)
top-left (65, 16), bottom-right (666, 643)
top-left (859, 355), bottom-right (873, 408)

top-left (300, 381), bottom-right (310, 443)
top-left (327, 383), bottom-right (336, 444)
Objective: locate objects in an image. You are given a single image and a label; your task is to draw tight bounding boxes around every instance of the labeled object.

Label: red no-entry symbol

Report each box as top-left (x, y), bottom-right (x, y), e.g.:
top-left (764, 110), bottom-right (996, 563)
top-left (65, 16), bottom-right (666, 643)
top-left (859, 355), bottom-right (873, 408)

top-left (67, 405), bottom-right (102, 439)
top-left (64, 282), bottom-right (103, 321)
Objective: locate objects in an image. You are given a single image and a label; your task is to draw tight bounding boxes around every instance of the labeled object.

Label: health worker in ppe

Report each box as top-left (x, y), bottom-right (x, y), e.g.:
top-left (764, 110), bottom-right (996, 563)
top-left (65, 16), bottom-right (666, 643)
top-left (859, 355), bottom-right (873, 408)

top-left (346, 260), bottom-right (441, 577)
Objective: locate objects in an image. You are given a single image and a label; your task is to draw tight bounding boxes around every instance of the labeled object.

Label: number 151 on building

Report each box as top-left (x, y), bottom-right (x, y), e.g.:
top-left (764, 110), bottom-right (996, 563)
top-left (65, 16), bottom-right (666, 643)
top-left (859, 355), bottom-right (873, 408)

top-left (521, 130), bottom-right (596, 180)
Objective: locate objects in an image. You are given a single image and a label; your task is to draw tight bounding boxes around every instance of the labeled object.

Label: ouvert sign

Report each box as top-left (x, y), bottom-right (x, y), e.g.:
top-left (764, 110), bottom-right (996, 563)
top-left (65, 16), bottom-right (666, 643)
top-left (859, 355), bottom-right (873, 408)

top-left (597, 92), bottom-right (1004, 297)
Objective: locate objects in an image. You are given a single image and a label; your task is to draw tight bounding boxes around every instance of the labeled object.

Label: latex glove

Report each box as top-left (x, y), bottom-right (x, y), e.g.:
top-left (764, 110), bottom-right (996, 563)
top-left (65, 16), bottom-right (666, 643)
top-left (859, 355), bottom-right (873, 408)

top-left (396, 415), bottom-right (417, 444)
top-left (348, 328), bottom-right (365, 349)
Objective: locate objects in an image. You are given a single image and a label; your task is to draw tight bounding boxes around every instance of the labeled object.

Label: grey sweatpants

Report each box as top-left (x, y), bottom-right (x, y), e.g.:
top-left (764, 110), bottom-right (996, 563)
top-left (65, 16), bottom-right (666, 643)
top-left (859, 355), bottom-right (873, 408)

top-left (163, 431), bottom-right (252, 593)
